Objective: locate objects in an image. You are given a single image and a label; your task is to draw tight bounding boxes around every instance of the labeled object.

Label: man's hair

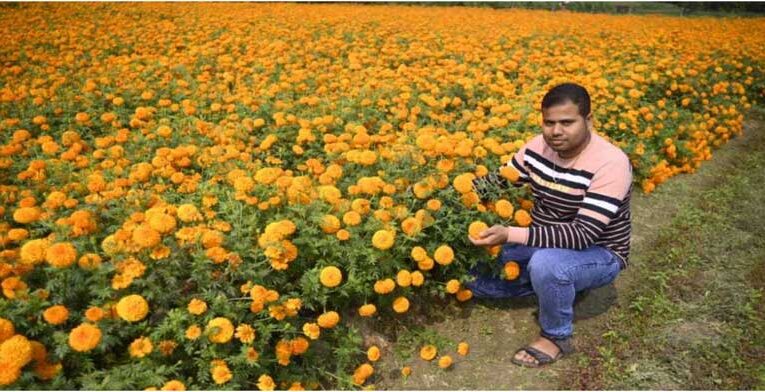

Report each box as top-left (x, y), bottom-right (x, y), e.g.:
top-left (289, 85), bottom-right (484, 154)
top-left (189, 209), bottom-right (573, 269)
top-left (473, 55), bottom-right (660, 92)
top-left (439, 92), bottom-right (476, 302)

top-left (541, 83), bottom-right (591, 117)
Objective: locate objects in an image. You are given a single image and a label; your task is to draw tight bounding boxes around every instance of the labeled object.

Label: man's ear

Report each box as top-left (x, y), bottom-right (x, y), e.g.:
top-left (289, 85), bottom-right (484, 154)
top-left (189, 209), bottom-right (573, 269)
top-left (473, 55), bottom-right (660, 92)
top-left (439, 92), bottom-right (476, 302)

top-left (585, 113), bottom-right (593, 132)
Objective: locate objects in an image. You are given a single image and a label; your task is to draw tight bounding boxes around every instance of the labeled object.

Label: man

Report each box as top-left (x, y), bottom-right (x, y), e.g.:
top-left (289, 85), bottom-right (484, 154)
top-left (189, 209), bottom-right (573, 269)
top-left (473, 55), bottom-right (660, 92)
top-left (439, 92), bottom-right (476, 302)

top-left (468, 83), bottom-right (632, 368)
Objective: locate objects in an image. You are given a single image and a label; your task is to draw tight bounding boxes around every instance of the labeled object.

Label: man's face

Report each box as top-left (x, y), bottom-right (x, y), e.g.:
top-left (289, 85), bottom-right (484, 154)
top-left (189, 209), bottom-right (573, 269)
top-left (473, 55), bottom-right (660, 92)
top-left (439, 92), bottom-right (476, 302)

top-left (541, 100), bottom-right (592, 158)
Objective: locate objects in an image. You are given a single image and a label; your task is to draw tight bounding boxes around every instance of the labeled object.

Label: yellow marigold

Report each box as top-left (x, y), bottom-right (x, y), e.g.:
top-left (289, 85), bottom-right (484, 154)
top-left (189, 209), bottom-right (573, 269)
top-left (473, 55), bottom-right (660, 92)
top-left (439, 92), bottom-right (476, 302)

top-left (401, 366), bottom-right (412, 377)
top-left (438, 355), bottom-right (453, 369)
top-left (42, 305), bottom-right (69, 325)
top-left (468, 221), bottom-right (488, 240)
top-left (342, 211), bottom-right (362, 226)
top-left (235, 324), bottom-right (256, 344)
top-left (336, 229), bottom-right (350, 241)
top-left (78, 253), bottom-right (102, 270)
top-left (419, 344), bottom-right (437, 361)
top-left (392, 296), bottom-right (410, 313)
top-left (358, 304), bottom-right (377, 317)
top-left (206, 317), bottom-right (234, 344)
top-left (499, 166), bottom-right (520, 183)
top-left (85, 307), bottom-right (105, 322)
top-left (0, 318), bottom-right (14, 342)
top-left (45, 242), bottom-right (77, 268)
top-left (514, 210), bottom-right (532, 227)
top-left (128, 336), bottom-right (153, 358)
top-left (317, 311), bottom-right (340, 329)
top-left (20, 239), bottom-right (48, 265)
top-left (400, 217), bottom-right (422, 237)
top-left (302, 322), bottom-right (320, 340)
top-left (12, 206), bottom-right (41, 224)
top-left (148, 213), bottom-right (176, 234)
top-left (33, 360), bottom-right (62, 381)
top-left (187, 299), bottom-right (207, 315)
top-left (131, 224), bottom-right (161, 249)
top-left (456, 289), bottom-right (473, 302)
top-left (257, 374), bottom-right (276, 391)
top-left (320, 215), bottom-right (341, 234)
top-left (452, 173), bottom-right (476, 194)
top-left (185, 325), bottom-right (201, 340)
top-left (504, 261), bottom-right (520, 281)
top-left (211, 364), bottom-right (232, 385)
top-left (161, 380), bottom-right (186, 391)
top-left (116, 294), bottom-right (149, 322)
top-left (418, 256), bottom-right (435, 271)
top-left (457, 342), bottom-right (470, 356)
top-left (495, 199), bottom-right (515, 219)
top-left (0, 361), bottom-right (21, 386)
top-left (291, 337), bottom-right (309, 355)
top-left (433, 245), bottom-right (454, 265)
top-left (371, 230), bottom-right (395, 250)
top-left (411, 271), bottom-right (425, 287)
top-left (7, 228), bottom-right (28, 242)
top-left (445, 279), bottom-right (461, 294)
top-left (410, 246), bottom-right (427, 262)
top-left (177, 204), bottom-right (201, 222)
top-left (319, 266), bottom-right (343, 288)
top-left (396, 270), bottom-right (412, 287)
top-left (367, 346), bottom-right (381, 362)
top-left (373, 278), bottom-right (395, 295)
top-left (426, 199), bottom-right (442, 211)
top-left (0, 335), bottom-right (32, 369)
top-left (68, 323), bottom-right (102, 352)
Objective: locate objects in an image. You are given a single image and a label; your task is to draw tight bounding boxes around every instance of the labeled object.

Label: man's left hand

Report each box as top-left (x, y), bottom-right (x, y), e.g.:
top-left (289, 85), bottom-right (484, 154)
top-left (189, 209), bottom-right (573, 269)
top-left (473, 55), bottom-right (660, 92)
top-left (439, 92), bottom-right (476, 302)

top-left (468, 225), bottom-right (510, 246)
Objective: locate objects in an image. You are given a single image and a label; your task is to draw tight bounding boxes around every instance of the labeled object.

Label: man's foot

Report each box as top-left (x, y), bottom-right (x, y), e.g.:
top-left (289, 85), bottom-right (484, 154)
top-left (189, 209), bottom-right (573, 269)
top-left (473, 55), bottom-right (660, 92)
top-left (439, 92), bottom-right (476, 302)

top-left (511, 336), bottom-right (563, 367)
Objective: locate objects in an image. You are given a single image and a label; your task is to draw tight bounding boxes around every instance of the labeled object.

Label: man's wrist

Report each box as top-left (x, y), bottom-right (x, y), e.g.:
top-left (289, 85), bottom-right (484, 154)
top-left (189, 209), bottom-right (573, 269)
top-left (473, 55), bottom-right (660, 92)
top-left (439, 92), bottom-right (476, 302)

top-left (505, 226), bottom-right (529, 245)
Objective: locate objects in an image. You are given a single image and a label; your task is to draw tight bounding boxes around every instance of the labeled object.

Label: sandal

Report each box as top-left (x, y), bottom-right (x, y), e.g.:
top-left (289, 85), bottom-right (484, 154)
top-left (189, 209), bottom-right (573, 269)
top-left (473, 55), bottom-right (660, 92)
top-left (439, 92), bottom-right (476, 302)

top-left (511, 336), bottom-right (575, 368)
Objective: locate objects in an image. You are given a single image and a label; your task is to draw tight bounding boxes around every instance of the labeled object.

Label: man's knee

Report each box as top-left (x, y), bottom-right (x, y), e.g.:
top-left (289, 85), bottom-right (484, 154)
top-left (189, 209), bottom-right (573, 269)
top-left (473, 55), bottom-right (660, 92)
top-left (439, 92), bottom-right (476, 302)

top-left (528, 249), bottom-right (567, 284)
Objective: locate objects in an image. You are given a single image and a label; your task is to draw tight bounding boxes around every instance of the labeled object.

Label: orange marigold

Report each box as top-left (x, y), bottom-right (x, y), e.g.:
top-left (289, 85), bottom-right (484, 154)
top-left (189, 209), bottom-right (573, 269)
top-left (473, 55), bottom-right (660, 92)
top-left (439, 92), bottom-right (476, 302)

top-left (371, 230), bottom-right (395, 250)
top-left (42, 305), bottom-right (69, 325)
top-left (433, 245), bottom-right (454, 265)
top-left (45, 242), bottom-right (77, 268)
top-left (116, 294), bottom-right (149, 322)
top-left (68, 323), bottom-right (102, 352)
top-left (319, 266), bottom-right (342, 288)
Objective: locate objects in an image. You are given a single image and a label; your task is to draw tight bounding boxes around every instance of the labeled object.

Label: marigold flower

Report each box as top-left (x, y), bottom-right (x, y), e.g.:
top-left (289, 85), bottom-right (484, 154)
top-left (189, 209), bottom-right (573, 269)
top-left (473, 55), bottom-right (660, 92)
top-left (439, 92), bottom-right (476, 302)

top-left (336, 229), bottom-right (350, 241)
top-left (410, 246), bottom-right (427, 262)
top-left (257, 374), bottom-right (276, 391)
top-left (161, 380), bottom-right (186, 391)
top-left (410, 271), bottom-right (425, 287)
top-left (42, 305), bottom-right (69, 325)
top-left (445, 279), bottom-right (461, 294)
top-left (396, 270), bottom-right (412, 287)
top-left (468, 221), bottom-right (489, 240)
top-left (373, 278), bottom-right (395, 294)
top-left (317, 311), bottom-right (340, 329)
top-left (132, 224), bottom-right (161, 248)
top-left (206, 317), bottom-right (234, 344)
top-left (342, 211), bottom-right (362, 226)
top-left (6, 228), bottom-right (28, 242)
top-left (0, 318), bottom-right (14, 342)
top-left (514, 210), bottom-right (532, 227)
top-left (438, 355), bottom-right (453, 369)
top-left (0, 362), bottom-right (21, 386)
top-left (291, 337), bottom-right (309, 355)
top-left (185, 325), bottom-right (201, 340)
top-left (504, 261), bottom-right (521, 280)
top-left (33, 360), bottom-right (62, 381)
top-left (434, 245), bottom-right (454, 265)
top-left (499, 166), bottom-right (520, 183)
top-left (12, 207), bottom-right (41, 224)
top-left (19, 239), bottom-right (48, 265)
top-left (235, 324), bottom-right (256, 344)
top-left (45, 242), bottom-right (77, 268)
top-left (457, 342), bottom-right (470, 356)
top-left (85, 307), bottom-right (105, 322)
top-left (116, 294), bottom-right (149, 322)
top-left (128, 336), bottom-right (153, 358)
top-left (495, 199), bottom-right (515, 219)
top-left (452, 173), bottom-right (476, 194)
top-left (319, 266), bottom-right (343, 288)
top-left (302, 322), bottom-right (320, 340)
top-left (187, 299), bottom-right (207, 315)
top-left (211, 364), bottom-right (232, 385)
top-left (358, 304), bottom-right (377, 317)
top-left (0, 335), bottom-right (32, 369)
top-left (320, 214), bottom-right (341, 234)
top-left (456, 289), bottom-right (473, 302)
top-left (392, 296), bottom-right (410, 313)
top-left (401, 366), bottom-right (412, 377)
top-left (177, 204), bottom-right (202, 222)
top-left (68, 323), bottom-right (102, 352)
top-left (371, 230), bottom-right (395, 250)
top-left (367, 345), bottom-right (381, 362)
top-left (419, 344), bottom-right (437, 361)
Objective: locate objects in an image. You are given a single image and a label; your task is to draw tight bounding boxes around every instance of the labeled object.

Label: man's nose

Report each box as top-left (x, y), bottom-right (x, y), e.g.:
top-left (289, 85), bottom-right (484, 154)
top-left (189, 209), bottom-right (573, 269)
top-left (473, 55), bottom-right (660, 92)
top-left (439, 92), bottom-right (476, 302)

top-left (552, 123), bottom-right (564, 135)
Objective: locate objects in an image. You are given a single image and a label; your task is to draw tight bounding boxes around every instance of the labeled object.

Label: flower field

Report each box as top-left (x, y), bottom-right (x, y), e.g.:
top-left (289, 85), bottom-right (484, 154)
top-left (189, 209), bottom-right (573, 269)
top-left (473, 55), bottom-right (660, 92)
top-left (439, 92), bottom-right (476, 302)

top-left (1, 3), bottom-right (764, 389)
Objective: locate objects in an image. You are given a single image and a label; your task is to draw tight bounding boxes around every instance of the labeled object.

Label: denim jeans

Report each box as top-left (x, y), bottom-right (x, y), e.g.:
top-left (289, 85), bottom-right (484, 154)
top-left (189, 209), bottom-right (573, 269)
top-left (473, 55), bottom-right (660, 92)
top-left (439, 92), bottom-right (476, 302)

top-left (465, 243), bottom-right (622, 340)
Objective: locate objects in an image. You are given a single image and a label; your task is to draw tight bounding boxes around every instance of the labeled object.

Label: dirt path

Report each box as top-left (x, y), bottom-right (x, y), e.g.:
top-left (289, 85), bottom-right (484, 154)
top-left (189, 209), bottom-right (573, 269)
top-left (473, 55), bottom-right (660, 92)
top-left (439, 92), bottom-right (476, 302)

top-left (375, 108), bottom-right (765, 390)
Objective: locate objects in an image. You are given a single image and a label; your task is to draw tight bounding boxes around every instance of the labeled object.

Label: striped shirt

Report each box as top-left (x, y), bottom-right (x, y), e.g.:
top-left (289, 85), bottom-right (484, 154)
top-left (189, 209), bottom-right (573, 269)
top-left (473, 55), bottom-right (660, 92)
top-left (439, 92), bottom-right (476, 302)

top-left (479, 132), bottom-right (633, 269)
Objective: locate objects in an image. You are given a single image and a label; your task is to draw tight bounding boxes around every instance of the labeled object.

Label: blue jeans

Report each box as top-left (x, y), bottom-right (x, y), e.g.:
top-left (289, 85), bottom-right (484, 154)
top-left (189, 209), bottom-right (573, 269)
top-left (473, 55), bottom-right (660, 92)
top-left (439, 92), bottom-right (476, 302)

top-left (466, 244), bottom-right (622, 340)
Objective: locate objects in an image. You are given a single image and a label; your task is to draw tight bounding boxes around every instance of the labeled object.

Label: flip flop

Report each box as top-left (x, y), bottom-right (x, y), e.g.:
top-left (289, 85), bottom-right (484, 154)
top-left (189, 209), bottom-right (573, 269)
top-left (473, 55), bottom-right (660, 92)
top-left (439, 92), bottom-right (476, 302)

top-left (511, 337), bottom-right (574, 368)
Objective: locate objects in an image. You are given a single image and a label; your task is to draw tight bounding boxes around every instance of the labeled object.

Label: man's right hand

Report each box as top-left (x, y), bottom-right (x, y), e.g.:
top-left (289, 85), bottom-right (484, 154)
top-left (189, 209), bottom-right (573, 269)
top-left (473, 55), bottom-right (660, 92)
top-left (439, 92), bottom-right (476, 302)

top-left (468, 225), bottom-right (510, 247)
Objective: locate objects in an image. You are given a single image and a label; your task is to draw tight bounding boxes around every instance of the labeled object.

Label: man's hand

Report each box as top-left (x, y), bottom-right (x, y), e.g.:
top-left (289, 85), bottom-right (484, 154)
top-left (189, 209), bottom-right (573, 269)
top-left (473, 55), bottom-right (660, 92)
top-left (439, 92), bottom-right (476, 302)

top-left (468, 225), bottom-right (510, 247)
